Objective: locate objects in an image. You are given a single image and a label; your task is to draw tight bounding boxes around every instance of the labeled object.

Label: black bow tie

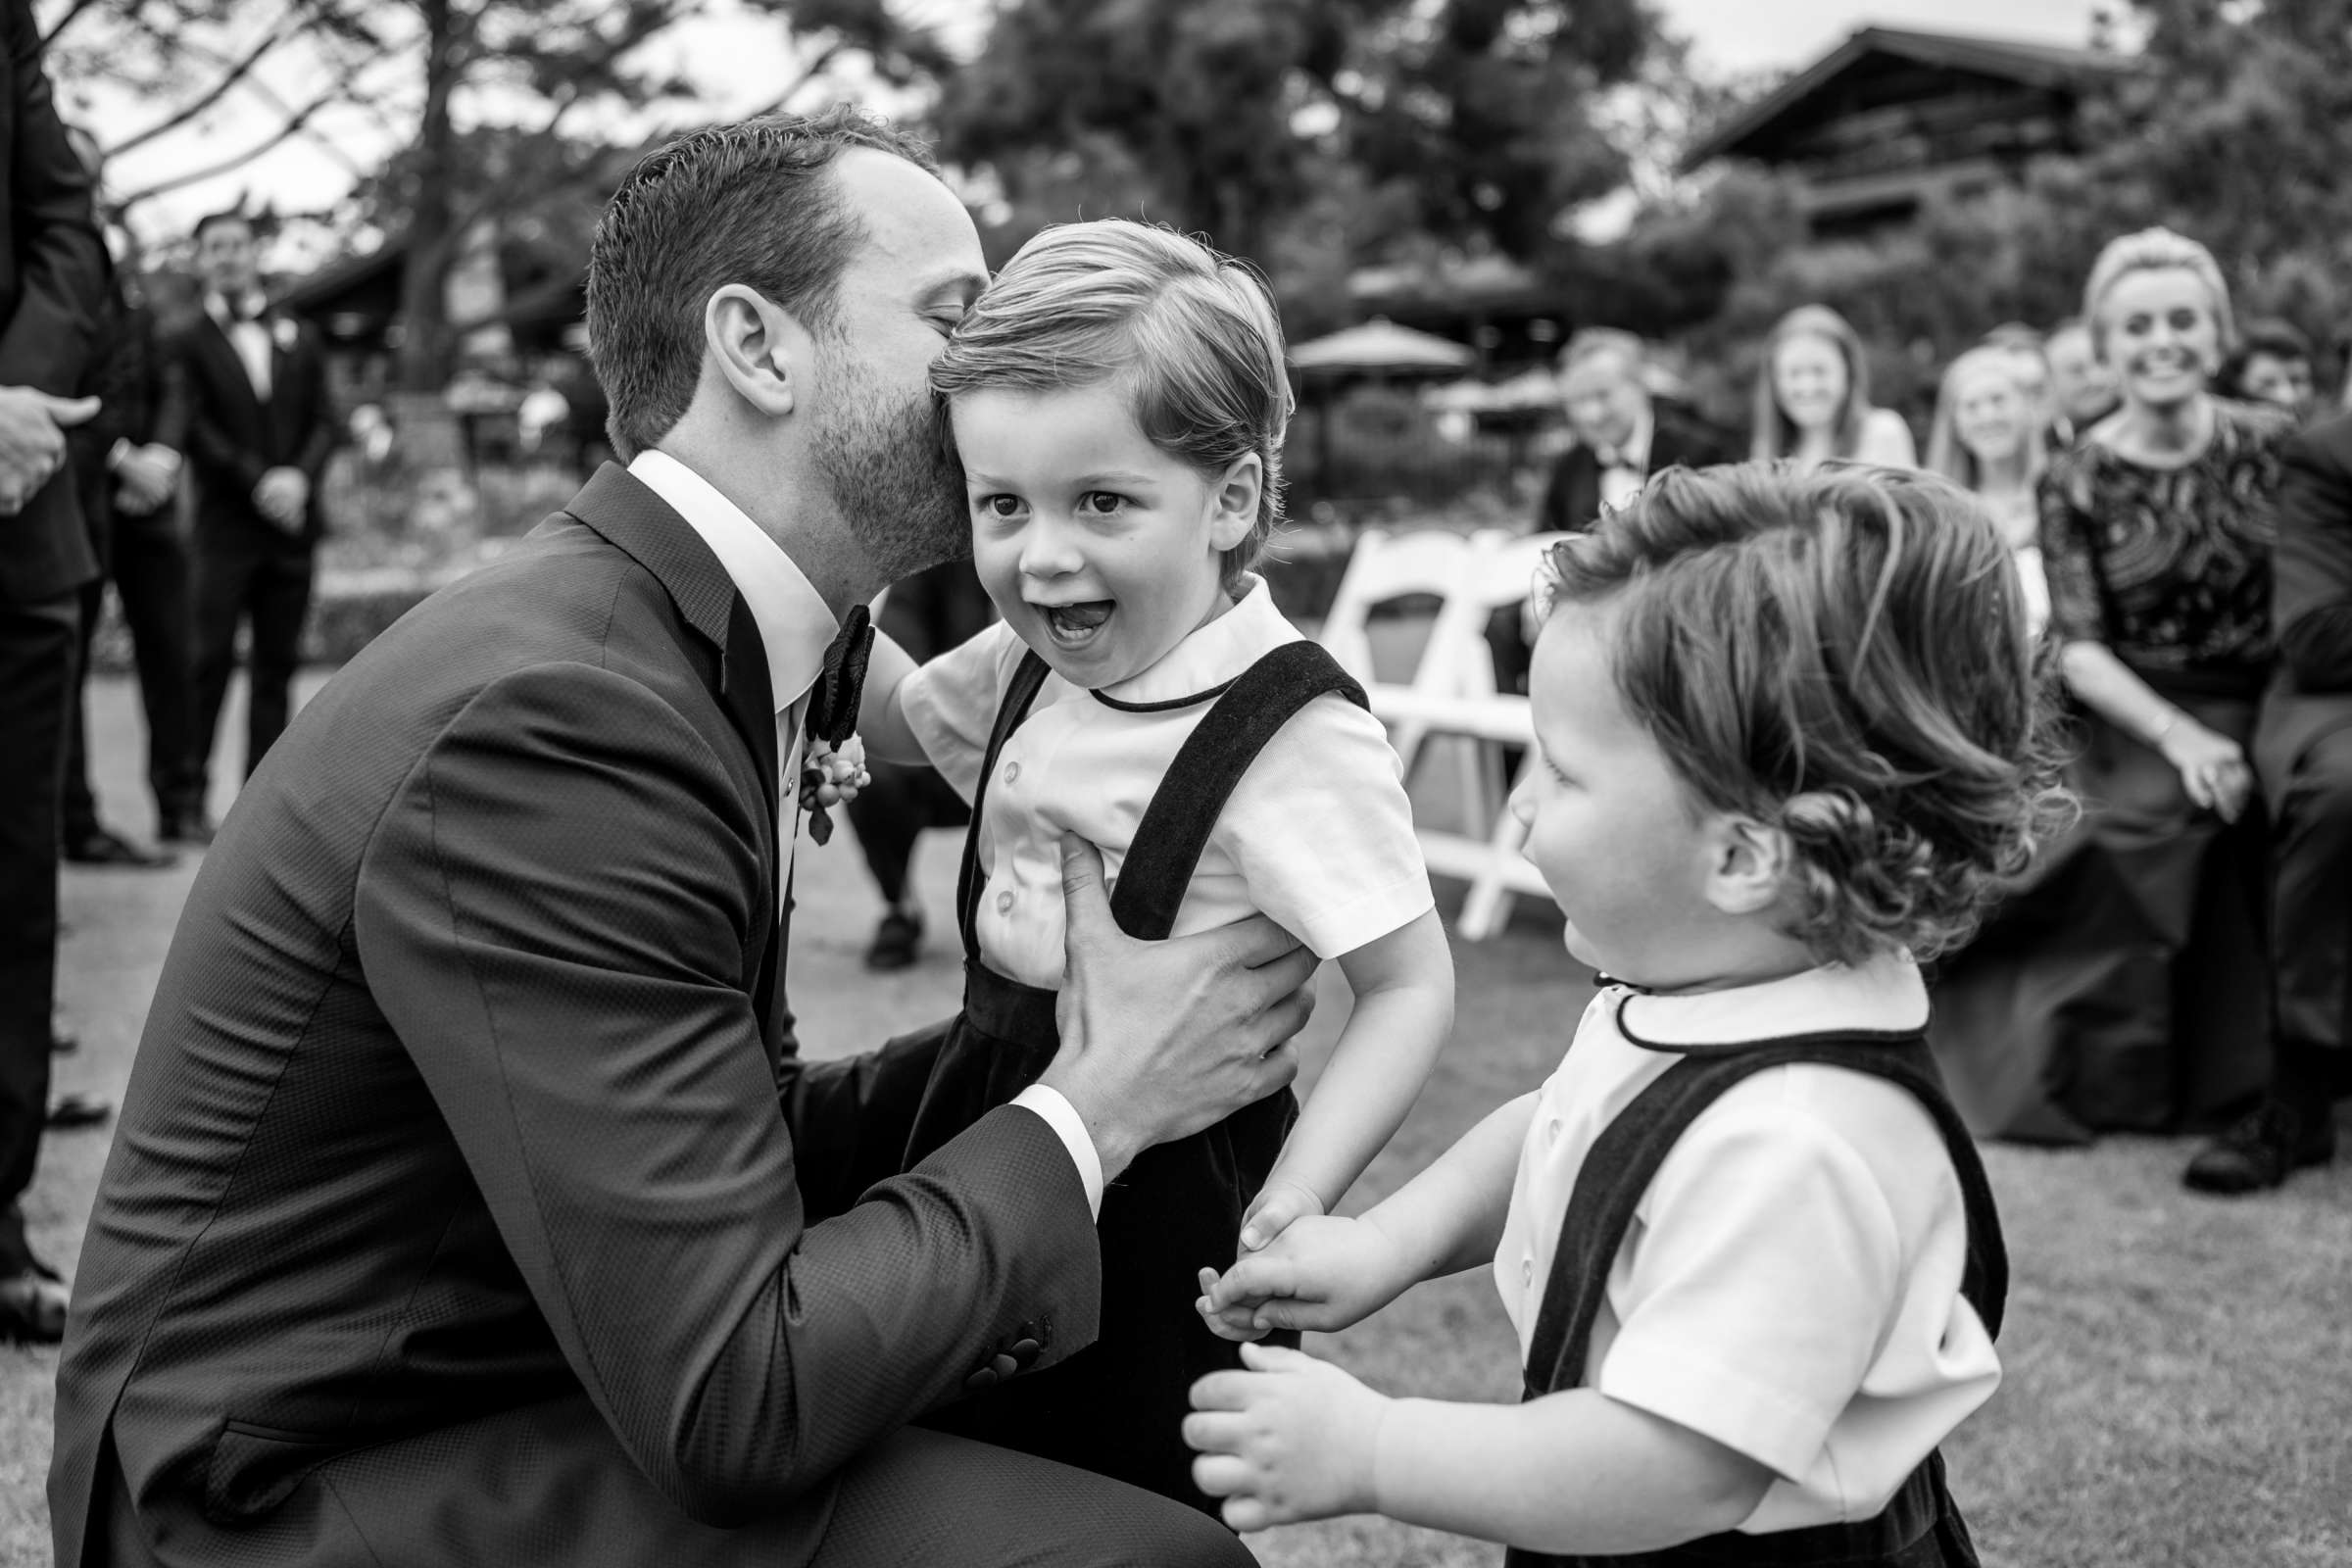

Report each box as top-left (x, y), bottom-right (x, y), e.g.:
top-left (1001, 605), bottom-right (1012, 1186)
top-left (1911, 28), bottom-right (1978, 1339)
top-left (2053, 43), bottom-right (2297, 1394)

top-left (806, 604), bottom-right (874, 749)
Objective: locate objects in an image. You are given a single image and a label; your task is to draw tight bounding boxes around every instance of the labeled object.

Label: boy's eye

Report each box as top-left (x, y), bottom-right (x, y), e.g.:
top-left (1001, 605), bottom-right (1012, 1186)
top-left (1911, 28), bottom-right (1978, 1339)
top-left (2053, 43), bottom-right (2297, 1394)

top-left (976, 494), bottom-right (1023, 518)
top-left (1079, 491), bottom-right (1127, 515)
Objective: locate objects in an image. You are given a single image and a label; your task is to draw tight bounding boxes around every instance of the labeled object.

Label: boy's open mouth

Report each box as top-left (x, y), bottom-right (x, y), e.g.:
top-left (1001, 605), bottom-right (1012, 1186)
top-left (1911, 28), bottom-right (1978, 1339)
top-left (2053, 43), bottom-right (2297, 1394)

top-left (1037, 599), bottom-right (1114, 648)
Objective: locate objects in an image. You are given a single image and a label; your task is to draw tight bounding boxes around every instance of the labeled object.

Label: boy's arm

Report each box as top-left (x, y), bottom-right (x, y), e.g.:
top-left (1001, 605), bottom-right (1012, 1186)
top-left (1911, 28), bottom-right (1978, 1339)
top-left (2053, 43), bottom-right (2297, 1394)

top-left (1187, 1347), bottom-right (1772, 1548)
top-left (1203, 1091), bottom-right (1536, 1337)
top-left (856, 629), bottom-right (925, 763)
top-left (1242, 907), bottom-right (1452, 1248)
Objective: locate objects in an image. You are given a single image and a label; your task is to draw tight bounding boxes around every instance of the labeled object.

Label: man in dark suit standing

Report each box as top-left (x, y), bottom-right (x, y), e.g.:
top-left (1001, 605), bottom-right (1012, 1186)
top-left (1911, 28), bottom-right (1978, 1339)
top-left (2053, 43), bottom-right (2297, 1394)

top-left (164, 209), bottom-right (333, 842)
top-left (53, 109), bottom-right (1308, 1566)
top-left (1488, 328), bottom-right (1736, 696)
top-left (59, 128), bottom-right (195, 866)
top-left (2188, 409), bottom-right (2352, 1192)
top-left (0, 0), bottom-right (109, 1347)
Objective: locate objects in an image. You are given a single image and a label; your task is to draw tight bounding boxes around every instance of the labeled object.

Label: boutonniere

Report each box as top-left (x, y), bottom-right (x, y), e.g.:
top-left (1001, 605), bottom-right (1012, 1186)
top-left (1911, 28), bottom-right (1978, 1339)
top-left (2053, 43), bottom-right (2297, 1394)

top-left (271, 317), bottom-right (298, 353)
top-left (799, 734), bottom-right (871, 846)
top-left (799, 603), bottom-right (875, 846)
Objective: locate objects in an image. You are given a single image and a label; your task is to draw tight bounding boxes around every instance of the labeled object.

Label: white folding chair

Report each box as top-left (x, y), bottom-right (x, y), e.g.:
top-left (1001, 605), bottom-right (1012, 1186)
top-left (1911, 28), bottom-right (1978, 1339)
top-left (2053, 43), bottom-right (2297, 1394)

top-left (1316, 528), bottom-right (1478, 776)
top-left (1371, 530), bottom-right (1567, 940)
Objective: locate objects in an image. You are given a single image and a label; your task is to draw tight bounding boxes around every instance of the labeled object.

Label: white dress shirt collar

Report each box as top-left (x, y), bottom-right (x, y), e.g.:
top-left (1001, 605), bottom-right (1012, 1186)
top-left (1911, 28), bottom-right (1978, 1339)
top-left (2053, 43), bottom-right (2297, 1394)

top-left (1095, 574), bottom-right (1289, 707)
top-left (1614, 951), bottom-right (1929, 1053)
top-left (627, 449), bottom-right (837, 712)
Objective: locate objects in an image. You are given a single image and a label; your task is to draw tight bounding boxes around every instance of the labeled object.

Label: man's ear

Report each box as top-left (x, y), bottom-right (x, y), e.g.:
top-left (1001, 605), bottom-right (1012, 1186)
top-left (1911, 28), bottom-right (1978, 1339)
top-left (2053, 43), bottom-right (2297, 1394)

top-left (1205, 452), bottom-right (1263, 553)
top-left (703, 284), bottom-right (814, 418)
top-left (1703, 813), bottom-right (1791, 917)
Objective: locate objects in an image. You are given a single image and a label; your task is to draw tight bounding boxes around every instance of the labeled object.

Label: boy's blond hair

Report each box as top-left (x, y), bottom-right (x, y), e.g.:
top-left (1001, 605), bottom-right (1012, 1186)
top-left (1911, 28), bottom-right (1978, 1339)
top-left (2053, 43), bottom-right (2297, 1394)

top-left (1541, 462), bottom-right (2073, 965)
top-left (931, 220), bottom-right (1292, 589)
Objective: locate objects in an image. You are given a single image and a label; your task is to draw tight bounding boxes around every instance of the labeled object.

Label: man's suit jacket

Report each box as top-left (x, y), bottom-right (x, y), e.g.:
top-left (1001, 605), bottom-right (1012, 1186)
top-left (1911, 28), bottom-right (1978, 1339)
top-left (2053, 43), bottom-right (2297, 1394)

top-left (50, 464), bottom-right (1102, 1568)
top-left (0, 0), bottom-right (107, 603)
top-left (162, 304), bottom-right (334, 539)
top-left (2254, 411), bottom-right (2352, 808)
top-left (1534, 404), bottom-right (1738, 535)
top-left (70, 283), bottom-right (187, 554)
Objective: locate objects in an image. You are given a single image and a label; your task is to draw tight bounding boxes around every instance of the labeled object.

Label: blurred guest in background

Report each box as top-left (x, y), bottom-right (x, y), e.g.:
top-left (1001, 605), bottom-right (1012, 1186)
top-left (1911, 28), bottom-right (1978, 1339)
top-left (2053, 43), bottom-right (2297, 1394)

top-left (2220, 317), bottom-right (2318, 422)
top-left (1927, 344), bottom-right (2051, 632)
top-left (1484, 328), bottom-right (1735, 696)
top-left (1933, 228), bottom-right (2290, 1145)
top-left (58, 128), bottom-right (193, 868)
top-left (2045, 314), bottom-right (2121, 444)
top-left (2218, 407), bottom-right (2352, 1191)
top-left (167, 210), bottom-right (335, 839)
top-left (844, 556), bottom-right (993, 969)
top-left (0, 0), bottom-right (110, 1347)
top-left (1750, 304), bottom-right (1917, 470)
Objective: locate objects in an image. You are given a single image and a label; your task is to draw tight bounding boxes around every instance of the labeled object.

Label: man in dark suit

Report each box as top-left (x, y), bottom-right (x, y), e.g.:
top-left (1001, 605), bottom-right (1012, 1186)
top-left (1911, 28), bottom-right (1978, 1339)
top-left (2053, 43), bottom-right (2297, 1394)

top-left (59, 133), bottom-right (196, 866)
top-left (1488, 328), bottom-right (1736, 696)
top-left (0, 0), bottom-right (109, 1347)
top-left (52, 109), bottom-right (1310, 1566)
top-left (2188, 409), bottom-right (2352, 1192)
top-left (164, 208), bottom-right (334, 843)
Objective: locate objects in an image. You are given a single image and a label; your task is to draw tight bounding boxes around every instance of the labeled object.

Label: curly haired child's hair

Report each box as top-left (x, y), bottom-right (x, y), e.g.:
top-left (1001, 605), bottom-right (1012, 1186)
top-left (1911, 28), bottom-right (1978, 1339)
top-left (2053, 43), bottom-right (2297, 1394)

top-left (1541, 462), bottom-right (2074, 965)
top-left (929, 219), bottom-right (1292, 591)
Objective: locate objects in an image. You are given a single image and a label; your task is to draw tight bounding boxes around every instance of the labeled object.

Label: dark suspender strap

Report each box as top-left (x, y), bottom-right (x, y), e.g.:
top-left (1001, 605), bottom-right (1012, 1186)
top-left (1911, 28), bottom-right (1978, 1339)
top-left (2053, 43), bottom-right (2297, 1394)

top-left (1108, 641), bottom-right (1367, 941)
top-left (955, 650), bottom-right (1055, 964)
top-left (1522, 1033), bottom-right (2007, 1406)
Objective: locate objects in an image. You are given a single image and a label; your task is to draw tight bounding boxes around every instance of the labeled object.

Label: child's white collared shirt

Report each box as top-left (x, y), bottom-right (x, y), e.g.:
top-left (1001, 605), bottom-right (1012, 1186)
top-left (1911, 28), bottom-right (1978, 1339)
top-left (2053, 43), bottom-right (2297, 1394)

top-left (898, 578), bottom-right (1434, 989)
top-left (1494, 956), bottom-right (2001, 1534)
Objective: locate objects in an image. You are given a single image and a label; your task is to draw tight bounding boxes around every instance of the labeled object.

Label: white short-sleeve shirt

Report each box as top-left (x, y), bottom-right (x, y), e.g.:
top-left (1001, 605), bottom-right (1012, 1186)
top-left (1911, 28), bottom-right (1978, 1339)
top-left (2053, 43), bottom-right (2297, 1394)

top-left (898, 577), bottom-right (1434, 990)
top-left (1494, 956), bottom-right (2000, 1534)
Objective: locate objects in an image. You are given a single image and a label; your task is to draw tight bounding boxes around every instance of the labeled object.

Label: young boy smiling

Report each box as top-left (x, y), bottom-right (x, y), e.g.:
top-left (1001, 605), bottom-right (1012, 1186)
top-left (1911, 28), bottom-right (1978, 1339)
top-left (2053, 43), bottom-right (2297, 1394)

top-left (853, 219), bottom-right (1452, 1508)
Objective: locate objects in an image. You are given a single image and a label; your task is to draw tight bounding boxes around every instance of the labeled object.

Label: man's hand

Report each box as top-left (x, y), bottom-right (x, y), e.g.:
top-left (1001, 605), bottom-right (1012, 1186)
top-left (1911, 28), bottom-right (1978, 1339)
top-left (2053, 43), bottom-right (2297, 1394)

top-left (1039, 834), bottom-right (1317, 1180)
top-left (1185, 1343), bottom-right (1388, 1532)
top-left (0, 388), bottom-right (99, 514)
top-left (254, 466), bottom-right (310, 532)
top-left (113, 443), bottom-right (180, 515)
top-left (1196, 1212), bottom-right (1412, 1342)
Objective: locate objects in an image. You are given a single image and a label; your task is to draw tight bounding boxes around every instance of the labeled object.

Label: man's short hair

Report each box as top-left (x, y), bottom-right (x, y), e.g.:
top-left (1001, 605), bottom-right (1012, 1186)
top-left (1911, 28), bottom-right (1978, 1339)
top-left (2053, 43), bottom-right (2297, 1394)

top-left (193, 209), bottom-right (253, 245)
top-left (585, 105), bottom-right (939, 460)
top-left (1556, 326), bottom-right (1645, 379)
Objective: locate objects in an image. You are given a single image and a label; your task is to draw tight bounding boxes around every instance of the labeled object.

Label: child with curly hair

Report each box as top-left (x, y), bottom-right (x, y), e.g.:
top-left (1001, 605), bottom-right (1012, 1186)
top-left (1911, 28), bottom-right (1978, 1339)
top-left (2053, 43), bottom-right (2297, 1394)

top-left (1188, 463), bottom-right (2070, 1565)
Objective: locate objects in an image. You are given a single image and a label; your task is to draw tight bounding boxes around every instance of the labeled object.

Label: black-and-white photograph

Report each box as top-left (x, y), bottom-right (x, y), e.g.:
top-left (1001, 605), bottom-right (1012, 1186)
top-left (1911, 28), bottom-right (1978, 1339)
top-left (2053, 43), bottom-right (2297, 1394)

top-left (3, 0), bottom-right (2346, 1562)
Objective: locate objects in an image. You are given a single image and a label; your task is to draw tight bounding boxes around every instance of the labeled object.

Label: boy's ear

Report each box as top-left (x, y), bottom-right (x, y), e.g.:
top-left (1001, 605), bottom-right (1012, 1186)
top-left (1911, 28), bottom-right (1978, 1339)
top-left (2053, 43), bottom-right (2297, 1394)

top-left (1205, 452), bottom-right (1262, 553)
top-left (1703, 813), bottom-right (1791, 918)
top-left (704, 283), bottom-right (814, 418)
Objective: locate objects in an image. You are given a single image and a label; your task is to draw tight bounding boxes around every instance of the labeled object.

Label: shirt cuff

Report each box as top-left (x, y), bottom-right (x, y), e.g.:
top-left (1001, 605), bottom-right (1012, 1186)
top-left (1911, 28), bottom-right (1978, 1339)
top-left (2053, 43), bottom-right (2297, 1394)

top-left (1008, 1084), bottom-right (1104, 1219)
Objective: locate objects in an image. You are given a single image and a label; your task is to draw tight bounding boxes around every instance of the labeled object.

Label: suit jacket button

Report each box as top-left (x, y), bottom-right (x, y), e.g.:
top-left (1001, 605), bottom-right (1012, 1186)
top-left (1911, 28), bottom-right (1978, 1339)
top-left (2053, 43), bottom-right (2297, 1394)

top-left (964, 1366), bottom-right (1000, 1391)
top-left (1009, 1337), bottom-right (1043, 1364)
top-left (990, 1352), bottom-right (1019, 1380)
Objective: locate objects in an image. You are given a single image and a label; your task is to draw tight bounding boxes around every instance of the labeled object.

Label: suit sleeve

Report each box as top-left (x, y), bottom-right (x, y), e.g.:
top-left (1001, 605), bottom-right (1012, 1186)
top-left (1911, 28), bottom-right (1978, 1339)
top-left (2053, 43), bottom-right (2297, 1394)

top-left (353, 663), bottom-right (1101, 1526)
top-left (2276, 427), bottom-right (2352, 693)
top-left (0, 0), bottom-right (106, 392)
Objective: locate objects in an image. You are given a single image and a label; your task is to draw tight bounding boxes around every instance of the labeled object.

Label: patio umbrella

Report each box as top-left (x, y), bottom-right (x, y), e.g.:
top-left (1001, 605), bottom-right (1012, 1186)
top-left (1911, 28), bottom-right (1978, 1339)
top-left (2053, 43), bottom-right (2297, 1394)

top-left (1289, 318), bottom-right (1476, 375)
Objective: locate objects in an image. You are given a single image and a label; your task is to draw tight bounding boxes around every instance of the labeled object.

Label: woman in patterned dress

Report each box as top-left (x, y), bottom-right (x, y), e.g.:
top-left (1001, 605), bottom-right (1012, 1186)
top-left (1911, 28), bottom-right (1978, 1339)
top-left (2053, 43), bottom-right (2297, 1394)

top-left (1930, 229), bottom-right (2292, 1143)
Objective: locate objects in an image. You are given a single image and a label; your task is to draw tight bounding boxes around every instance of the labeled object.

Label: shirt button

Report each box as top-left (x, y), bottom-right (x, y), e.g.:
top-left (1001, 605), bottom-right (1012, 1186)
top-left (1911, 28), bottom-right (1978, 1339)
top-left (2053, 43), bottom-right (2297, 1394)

top-left (1004, 761), bottom-right (1020, 784)
top-left (1521, 1256), bottom-right (1534, 1287)
top-left (996, 890), bottom-right (1015, 914)
top-left (1546, 1118), bottom-right (1563, 1144)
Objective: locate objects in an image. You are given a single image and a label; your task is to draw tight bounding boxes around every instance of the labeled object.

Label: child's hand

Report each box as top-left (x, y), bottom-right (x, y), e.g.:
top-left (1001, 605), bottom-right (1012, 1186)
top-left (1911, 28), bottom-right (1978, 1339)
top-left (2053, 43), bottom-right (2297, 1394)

top-left (1239, 1178), bottom-right (1325, 1252)
top-left (1185, 1342), bottom-right (1387, 1532)
top-left (1195, 1213), bottom-right (1406, 1340)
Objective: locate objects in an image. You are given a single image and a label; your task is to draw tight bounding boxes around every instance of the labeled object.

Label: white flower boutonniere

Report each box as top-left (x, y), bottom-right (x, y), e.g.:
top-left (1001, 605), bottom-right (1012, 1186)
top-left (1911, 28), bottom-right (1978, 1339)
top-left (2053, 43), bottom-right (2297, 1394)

top-left (271, 317), bottom-right (299, 353)
top-left (799, 734), bottom-right (870, 845)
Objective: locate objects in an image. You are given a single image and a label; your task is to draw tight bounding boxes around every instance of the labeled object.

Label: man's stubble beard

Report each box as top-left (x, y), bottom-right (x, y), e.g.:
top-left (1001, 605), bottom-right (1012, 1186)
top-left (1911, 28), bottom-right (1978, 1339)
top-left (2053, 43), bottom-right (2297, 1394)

top-left (811, 333), bottom-right (969, 582)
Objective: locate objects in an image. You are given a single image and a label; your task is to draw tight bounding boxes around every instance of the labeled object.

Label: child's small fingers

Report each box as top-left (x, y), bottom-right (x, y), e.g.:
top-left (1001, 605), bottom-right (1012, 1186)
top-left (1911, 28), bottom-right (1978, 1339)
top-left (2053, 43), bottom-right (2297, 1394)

top-left (1191, 1452), bottom-right (1252, 1499)
top-left (1197, 1265), bottom-right (1221, 1296)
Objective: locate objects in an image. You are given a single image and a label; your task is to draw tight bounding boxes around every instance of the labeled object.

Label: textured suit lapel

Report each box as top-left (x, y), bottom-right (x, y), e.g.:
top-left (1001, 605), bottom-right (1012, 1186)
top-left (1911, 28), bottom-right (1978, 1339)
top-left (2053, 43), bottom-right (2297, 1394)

top-left (565, 464), bottom-right (786, 1031)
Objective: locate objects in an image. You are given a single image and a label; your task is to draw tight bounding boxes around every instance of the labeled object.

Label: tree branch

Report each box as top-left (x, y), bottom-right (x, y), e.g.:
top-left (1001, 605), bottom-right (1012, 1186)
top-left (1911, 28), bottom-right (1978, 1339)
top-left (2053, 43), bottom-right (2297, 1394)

top-left (39, 0), bottom-right (107, 49)
top-left (110, 86), bottom-right (343, 207)
top-left (102, 8), bottom-right (301, 160)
